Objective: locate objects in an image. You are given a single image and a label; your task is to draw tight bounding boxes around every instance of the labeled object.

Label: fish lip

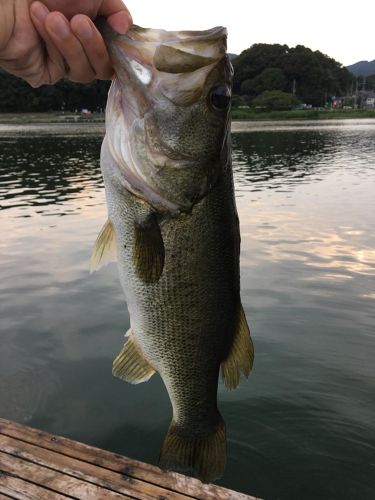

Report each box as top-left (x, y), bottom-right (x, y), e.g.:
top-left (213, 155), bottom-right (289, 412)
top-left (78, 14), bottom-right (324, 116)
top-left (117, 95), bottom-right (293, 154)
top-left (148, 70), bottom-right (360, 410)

top-left (96, 18), bottom-right (227, 44)
top-left (127, 24), bottom-right (228, 43)
top-left (97, 19), bottom-right (227, 73)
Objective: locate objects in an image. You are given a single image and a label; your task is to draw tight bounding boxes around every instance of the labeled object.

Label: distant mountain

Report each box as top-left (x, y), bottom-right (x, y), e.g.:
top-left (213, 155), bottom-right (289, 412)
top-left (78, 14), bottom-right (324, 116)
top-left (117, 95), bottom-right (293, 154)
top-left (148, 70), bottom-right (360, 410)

top-left (346, 60), bottom-right (375, 77)
top-left (228, 53), bottom-right (237, 61)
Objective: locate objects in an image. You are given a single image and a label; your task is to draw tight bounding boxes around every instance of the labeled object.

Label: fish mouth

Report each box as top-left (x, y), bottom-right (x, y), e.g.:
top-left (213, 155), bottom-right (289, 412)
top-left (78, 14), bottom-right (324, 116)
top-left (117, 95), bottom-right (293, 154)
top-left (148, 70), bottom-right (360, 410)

top-left (97, 19), bottom-right (229, 214)
top-left (115, 24), bottom-right (228, 52)
top-left (96, 19), bottom-right (227, 89)
top-left (123, 24), bottom-right (227, 43)
top-left (98, 18), bottom-right (229, 144)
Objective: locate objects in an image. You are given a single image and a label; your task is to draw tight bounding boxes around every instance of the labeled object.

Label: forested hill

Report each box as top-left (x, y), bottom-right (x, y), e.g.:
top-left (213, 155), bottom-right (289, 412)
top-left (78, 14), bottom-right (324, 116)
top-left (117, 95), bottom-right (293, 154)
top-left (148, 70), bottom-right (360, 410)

top-left (0, 43), bottom-right (355, 112)
top-left (346, 60), bottom-right (375, 77)
top-left (0, 69), bottom-right (110, 112)
top-left (233, 43), bottom-right (354, 107)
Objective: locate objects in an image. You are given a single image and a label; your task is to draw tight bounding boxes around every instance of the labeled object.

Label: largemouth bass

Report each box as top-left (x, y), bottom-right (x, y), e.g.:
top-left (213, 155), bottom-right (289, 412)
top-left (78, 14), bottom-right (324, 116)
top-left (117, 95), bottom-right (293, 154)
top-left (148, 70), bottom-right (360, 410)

top-left (92, 20), bottom-right (254, 483)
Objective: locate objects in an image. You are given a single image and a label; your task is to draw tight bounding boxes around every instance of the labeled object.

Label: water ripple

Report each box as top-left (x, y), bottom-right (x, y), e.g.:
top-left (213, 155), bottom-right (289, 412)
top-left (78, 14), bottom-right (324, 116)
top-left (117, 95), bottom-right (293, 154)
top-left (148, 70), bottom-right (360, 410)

top-left (1, 124), bottom-right (375, 500)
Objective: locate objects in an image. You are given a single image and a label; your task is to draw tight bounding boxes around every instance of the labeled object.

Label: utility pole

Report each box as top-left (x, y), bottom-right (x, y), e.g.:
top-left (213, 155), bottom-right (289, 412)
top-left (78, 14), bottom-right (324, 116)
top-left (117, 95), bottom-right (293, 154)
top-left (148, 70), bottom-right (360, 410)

top-left (292, 79), bottom-right (296, 95)
top-left (354, 79), bottom-right (358, 108)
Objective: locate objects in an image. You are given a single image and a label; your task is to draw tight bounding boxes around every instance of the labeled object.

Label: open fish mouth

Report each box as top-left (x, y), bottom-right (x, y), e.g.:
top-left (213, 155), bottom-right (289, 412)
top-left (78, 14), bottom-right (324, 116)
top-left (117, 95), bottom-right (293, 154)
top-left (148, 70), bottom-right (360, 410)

top-left (96, 20), bottom-right (228, 108)
top-left (113, 24), bottom-right (227, 74)
top-left (97, 20), bottom-right (228, 70)
top-left (97, 19), bottom-right (232, 213)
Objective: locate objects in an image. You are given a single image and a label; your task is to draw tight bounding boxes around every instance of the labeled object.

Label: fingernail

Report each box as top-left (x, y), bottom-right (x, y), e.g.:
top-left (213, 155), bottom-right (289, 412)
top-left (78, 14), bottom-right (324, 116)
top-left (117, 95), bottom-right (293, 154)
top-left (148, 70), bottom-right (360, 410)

top-left (76, 19), bottom-right (93, 40)
top-left (31, 2), bottom-right (49, 23)
top-left (50, 15), bottom-right (70, 39)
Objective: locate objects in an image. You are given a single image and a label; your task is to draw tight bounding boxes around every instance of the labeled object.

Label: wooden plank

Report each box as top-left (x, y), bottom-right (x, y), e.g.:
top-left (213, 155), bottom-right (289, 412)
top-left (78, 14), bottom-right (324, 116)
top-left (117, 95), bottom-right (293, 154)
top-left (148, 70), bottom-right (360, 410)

top-left (0, 418), bottom-right (258, 499)
top-left (0, 434), bottom-right (189, 500)
top-left (0, 451), bottom-right (129, 499)
top-left (0, 473), bottom-right (71, 500)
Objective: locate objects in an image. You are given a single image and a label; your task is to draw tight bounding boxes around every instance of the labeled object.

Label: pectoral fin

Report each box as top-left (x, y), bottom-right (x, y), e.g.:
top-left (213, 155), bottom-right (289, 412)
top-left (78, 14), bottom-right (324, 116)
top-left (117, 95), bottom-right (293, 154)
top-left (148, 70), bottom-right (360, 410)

top-left (133, 213), bottom-right (165, 283)
top-left (113, 329), bottom-right (156, 384)
top-left (89, 219), bottom-right (117, 273)
top-left (221, 304), bottom-right (254, 390)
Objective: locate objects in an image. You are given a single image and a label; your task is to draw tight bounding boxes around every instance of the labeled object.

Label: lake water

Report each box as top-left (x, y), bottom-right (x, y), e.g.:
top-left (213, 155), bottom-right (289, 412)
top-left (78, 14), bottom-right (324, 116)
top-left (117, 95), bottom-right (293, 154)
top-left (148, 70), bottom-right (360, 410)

top-left (0, 120), bottom-right (374, 499)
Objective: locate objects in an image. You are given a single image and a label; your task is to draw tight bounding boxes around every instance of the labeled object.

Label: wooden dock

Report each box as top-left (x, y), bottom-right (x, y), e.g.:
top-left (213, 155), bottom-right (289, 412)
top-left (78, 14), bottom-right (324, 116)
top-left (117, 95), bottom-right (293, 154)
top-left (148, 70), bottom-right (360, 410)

top-left (0, 418), bottom-right (258, 499)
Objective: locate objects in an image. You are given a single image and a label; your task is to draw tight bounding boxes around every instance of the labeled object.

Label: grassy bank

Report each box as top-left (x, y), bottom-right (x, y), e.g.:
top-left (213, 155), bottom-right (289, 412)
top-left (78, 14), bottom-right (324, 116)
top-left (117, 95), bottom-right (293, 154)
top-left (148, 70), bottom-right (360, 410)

top-left (0, 112), bottom-right (105, 123)
top-left (1, 109), bottom-right (375, 124)
top-left (232, 108), bottom-right (375, 120)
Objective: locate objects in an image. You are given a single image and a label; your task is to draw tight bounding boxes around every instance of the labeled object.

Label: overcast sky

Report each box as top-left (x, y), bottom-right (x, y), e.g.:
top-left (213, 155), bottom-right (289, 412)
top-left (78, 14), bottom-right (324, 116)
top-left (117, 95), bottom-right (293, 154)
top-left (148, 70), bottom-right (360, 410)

top-left (125, 0), bottom-right (374, 67)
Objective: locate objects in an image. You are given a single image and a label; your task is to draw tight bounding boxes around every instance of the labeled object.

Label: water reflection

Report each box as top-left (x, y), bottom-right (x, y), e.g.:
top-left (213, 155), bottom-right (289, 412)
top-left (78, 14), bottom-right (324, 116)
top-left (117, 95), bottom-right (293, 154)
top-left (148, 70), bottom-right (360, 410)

top-left (0, 137), bottom-right (103, 215)
top-left (234, 130), bottom-right (375, 282)
top-left (232, 130), bottom-right (333, 189)
top-left (0, 124), bottom-right (375, 500)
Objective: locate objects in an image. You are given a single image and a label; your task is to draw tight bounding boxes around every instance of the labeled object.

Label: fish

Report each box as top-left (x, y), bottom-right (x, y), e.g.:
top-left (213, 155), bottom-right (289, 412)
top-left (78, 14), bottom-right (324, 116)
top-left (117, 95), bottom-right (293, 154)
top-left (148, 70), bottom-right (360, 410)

top-left (92, 19), bottom-right (254, 483)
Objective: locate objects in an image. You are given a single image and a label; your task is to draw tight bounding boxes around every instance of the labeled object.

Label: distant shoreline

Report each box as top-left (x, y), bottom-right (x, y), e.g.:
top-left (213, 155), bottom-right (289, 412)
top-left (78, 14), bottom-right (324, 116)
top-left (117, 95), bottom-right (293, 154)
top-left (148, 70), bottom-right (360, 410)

top-left (0, 112), bottom-right (106, 124)
top-left (0, 109), bottom-right (375, 129)
top-left (1, 109), bottom-right (375, 125)
top-left (232, 109), bottom-right (375, 121)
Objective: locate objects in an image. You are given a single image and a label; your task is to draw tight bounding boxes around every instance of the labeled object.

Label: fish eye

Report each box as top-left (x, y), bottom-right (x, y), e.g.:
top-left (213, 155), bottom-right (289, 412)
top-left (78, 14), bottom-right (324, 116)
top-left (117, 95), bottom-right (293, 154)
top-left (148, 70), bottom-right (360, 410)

top-left (209, 85), bottom-right (231, 111)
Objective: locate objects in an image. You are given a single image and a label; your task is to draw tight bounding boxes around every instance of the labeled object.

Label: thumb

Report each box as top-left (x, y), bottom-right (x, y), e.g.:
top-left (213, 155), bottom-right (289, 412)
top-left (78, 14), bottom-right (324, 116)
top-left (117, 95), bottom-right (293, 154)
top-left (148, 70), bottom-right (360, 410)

top-left (98, 0), bottom-right (132, 34)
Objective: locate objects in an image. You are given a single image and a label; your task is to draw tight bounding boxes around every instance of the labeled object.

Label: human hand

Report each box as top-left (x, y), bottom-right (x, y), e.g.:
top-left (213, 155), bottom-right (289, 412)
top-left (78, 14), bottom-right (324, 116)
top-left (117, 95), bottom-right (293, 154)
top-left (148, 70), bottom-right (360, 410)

top-left (0, 0), bottom-right (132, 87)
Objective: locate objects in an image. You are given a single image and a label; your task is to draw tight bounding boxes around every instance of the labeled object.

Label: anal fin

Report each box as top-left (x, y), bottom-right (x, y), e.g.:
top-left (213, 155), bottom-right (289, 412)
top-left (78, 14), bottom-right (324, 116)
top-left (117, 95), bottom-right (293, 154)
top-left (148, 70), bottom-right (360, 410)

top-left (221, 304), bottom-right (254, 390)
top-left (113, 329), bottom-right (156, 384)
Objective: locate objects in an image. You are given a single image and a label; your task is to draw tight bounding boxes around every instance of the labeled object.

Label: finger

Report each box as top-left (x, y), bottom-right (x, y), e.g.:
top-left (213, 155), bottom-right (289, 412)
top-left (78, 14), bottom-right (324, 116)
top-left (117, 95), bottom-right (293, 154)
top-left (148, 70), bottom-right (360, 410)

top-left (39, 1), bottom-right (98, 20)
top-left (45, 12), bottom-right (96, 83)
top-left (40, 0), bottom-right (132, 32)
top-left (30, 1), bottom-right (67, 85)
top-left (107, 11), bottom-right (132, 35)
top-left (71, 15), bottom-right (113, 80)
top-left (98, 1), bottom-right (133, 34)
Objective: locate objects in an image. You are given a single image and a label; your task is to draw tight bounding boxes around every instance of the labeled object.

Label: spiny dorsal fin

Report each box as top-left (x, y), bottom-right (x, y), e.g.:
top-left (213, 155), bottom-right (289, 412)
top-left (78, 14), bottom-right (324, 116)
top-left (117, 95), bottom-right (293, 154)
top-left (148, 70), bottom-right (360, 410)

top-left (89, 219), bottom-right (117, 273)
top-left (133, 213), bottom-right (165, 284)
top-left (113, 329), bottom-right (156, 384)
top-left (221, 304), bottom-right (254, 390)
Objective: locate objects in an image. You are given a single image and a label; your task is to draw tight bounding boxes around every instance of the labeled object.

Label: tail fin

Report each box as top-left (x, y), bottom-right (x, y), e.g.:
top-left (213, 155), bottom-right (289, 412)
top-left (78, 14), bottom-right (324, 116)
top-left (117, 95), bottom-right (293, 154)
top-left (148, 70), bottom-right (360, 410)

top-left (159, 418), bottom-right (226, 483)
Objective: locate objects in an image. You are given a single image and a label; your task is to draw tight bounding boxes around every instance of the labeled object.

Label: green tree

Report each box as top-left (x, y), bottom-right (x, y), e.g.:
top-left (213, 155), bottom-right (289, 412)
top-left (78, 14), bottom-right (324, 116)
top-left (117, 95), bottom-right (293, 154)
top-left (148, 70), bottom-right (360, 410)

top-left (0, 69), bottom-right (111, 112)
top-left (233, 43), bottom-right (289, 94)
top-left (233, 43), bottom-right (354, 106)
top-left (231, 94), bottom-right (248, 108)
top-left (252, 90), bottom-right (300, 110)
top-left (240, 67), bottom-right (287, 96)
